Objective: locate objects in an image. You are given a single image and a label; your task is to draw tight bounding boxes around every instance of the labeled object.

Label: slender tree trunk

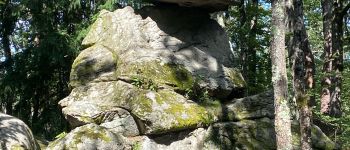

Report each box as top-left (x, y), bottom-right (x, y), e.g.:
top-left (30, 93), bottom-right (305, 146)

top-left (247, 0), bottom-right (258, 93)
top-left (321, 0), bottom-right (348, 117)
top-left (238, 0), bottom-right (248, 83)
top-left (320, 0), bottom-right (333, 116)
top-left (286, 0), bottom-right (314, 149)
top-left (329, 1), bottom-right (343, 118)
top-left (271, 0), bottom-right (293, 149)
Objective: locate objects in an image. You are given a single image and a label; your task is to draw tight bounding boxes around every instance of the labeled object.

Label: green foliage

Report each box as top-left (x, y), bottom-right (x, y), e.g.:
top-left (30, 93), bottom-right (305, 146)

top-left (131, 76), bottom-right (159, 91)
top-left (338, 62), bottom-right (350, 148)
top-left (55, 132), bottom-right (67, 139)
top-left (225, 1), bottom-right (272, 95)
top-left (98, 0), bottom-right (121, 11)
top-left (182, 77), bottom-right (214, 104)
top-left (132, 142), bottom-right (141, 150)
top-left (304, 0), bottom-right (323, 58)
top-left (311, 60), bottom-right (350, 148)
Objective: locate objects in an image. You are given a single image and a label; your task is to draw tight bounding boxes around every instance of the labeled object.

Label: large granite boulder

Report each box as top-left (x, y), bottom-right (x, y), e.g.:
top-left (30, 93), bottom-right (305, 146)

top-left (0, 113), bottom-right (38, 150)
top-left (51, 5), bottom-right (337, 150)
top-left (61, 6), bottom-right (246, 135)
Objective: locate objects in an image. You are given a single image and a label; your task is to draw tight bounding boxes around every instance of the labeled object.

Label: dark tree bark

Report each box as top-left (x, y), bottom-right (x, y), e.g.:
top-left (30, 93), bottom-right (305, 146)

top-left (320, 0), bottom-right (333, 116)
top-left (271, 0), bottom-right (293, 149)
top-left (247, 0), bottom-right (258, 93)
top-left (286, 0), bottom-right (315, 149)
top-left (0, 0), bottom-right (15, 115)
top-left (238, 0), bottom-right (248, 83)
top-left (321, 0), bottom-right (349, 117)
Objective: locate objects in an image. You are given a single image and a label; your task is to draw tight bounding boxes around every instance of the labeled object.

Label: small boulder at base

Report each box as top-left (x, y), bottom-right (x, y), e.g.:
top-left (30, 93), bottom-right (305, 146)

top-left (0, 113), bottom-right (38, 150)
top-left (47, 124), bottom-right (127, 150)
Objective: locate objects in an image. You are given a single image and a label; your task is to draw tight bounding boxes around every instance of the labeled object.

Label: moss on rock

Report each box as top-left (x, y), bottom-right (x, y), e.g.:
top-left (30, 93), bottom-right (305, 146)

top-left (124, 88), bottom-right (219, 134)
top-left (70, 44), bottom-right (117, 87)
top-left (224, 68), bottom-right (246, 88)
top-left (117, 60), bottom-right (195, 92)
top-left (47, 124), bottom-right (125, 150)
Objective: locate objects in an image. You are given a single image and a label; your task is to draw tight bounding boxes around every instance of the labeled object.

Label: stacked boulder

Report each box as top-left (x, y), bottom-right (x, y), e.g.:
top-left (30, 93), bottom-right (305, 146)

top-left (48, 1), bottom-right (336, 150)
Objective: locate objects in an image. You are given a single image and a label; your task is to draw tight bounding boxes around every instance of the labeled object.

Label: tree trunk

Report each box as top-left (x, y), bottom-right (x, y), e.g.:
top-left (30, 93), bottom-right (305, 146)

top-left (328, 1), bottom-right (343, 118)
top-left (238, 0), bottom-right (248, 84)
top-left (271, 0), bottom-right (293, 149)
top-left (247, 0), bottom-right (258, 94)
top-left (321, 0), bottom-right (347, 117)
top-left (286, 0), bottom-right (314, 149)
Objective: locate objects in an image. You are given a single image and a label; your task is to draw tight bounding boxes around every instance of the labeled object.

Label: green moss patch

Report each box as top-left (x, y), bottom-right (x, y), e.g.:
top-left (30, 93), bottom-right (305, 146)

top-left (117, 61), bottom-right (194, 92)
top-left (225, 68), bottom-right (246, 88)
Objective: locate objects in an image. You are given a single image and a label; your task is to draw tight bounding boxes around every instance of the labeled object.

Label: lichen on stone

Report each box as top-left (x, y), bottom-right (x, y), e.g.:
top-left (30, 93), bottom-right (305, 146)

top-left (116, 60), bottom-right (195, 92)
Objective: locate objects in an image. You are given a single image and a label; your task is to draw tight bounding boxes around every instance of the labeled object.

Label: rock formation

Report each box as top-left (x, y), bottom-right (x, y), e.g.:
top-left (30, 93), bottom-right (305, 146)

top-left (48, 3), bottom-right (337, 150)
top-left (0, 113), bottom-right (38, 150)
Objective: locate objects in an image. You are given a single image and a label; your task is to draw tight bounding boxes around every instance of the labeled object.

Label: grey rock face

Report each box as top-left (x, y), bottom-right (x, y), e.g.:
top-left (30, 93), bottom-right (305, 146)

top-left (221, 90), bottom-right (274, 121)
top-left (0, 113), bottom-right (38, 150)
top-left (59, 81), bottom-right (219, 135)
top-left (75, 6), bottom-right (245, 99)
top-left (47, 124), bottom-right (127, 150)
top-left (61, 6), bottom-right (246, 136)
top-left (99, 108), bottom-right (140, 137)
top-left (131, 118), bottom-right (337, 150)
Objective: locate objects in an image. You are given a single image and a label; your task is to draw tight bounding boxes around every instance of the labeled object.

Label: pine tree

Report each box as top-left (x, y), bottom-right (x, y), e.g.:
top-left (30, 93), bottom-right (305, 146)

top-left (271, 0), bottom-right (293, 149)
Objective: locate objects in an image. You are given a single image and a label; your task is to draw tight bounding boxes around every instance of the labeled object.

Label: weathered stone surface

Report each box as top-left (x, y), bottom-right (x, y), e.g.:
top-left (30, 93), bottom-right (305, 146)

top-left (0, 113), bottom-right (38, 150)
top-left (150, 0), bottom-right (240, 11)
top-left (61, 6), bottom-right (248, 136)
top-left (60, 81), bottom-right (220, 135)
top-left (62, 81), bottom-right (274, 136)
top-left (57, 5), bottom-right (337, 150)
top-left (130, 118), bottom-right (337, 150)
top-left (74, 6), bottom-right (245, 99)
top-left (47, 124), bottom-right (126, 150)
top-left (70, 44), bottom-right (117, 86)
top-left (221, 90), bottom-right (274, 121)
top-left (310, 125), bottom-right (338, 149)
top-left (129, 128), bottom-right (208, 150)
top-left (205, 118), bottom-right (276, 150)
top-left (99, 108), bottom-right (140, 137)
